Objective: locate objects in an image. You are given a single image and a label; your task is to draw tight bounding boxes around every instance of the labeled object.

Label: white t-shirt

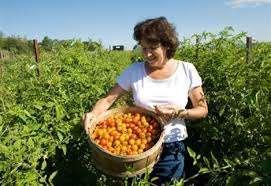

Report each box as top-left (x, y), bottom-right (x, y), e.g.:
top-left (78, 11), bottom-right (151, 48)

top-left (117, 61), bottom-right (202, 143)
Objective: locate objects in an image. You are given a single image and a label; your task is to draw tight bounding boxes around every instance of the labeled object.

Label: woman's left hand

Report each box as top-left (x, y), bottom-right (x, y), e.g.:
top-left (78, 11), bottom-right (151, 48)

top-left (154, 104), bottom-right (180, 115)
top-left (154, 104), bottom-right (188, 123)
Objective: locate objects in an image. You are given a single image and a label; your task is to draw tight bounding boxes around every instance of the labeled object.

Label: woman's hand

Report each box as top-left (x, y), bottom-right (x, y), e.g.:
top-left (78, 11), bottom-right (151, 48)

top-left (81, 112), bottom-right (96, 134)
top-left (154, 104), bottom-right (181, 115)
top-left (81, 84), bottom-right (127, 134)
top-left (154, 104), bottom-right (188, 123)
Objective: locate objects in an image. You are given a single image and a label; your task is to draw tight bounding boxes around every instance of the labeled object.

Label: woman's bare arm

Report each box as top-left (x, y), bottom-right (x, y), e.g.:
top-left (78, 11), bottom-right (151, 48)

top-left (82, 84), bottom-right (127, 132)
top-left (185, 86), bottom-right (208, 120)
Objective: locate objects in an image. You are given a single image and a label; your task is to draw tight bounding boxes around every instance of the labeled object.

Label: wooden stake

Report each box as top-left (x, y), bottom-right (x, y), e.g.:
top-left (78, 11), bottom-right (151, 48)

top-left (246, 36), bottom-right (252, 63)
top-left (33, 39), bottom-right (40, 76)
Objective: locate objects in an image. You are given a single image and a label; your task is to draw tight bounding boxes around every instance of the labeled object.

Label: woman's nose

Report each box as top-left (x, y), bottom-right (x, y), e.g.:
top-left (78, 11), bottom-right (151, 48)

top-left (143, 50), bottom-right (152, 57)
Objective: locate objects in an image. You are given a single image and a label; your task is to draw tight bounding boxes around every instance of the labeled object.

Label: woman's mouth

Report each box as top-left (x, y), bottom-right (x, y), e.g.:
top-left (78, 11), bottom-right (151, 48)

top-left (147, 57), bottom-right (157, 64)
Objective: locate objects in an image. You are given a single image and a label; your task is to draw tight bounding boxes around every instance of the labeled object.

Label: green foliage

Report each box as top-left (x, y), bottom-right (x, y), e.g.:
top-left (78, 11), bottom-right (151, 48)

top-left (0, 34), bottom-right (105, 56)
top-left (0, 42), bottom-right (132, 185)
top-left (83, 39), bottom-right (103, 52)
top-left (178, 27), bottom-right (271, 185)
top-left (0, 28), bottom-right (270, 185)
top-left (41, 36), bottom-right (54, 51)
top-left (1, 36), bottom-right (32, 55)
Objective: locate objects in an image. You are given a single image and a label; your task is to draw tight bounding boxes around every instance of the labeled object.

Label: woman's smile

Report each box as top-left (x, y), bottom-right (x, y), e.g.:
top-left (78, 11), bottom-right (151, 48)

top-left (140, 41), bottom-right (168, 68)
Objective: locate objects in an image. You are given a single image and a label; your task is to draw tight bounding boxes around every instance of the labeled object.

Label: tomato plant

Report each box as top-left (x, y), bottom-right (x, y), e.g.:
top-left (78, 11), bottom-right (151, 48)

top-left (0, 29), bottom-right (270, 185)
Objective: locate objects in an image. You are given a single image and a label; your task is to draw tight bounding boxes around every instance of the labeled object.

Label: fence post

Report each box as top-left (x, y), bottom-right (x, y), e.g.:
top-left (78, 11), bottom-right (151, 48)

top-left (246, 36), bottom-right (252, 63)
top-left (0, 51), bottom-right (2, 77)
top-left (0, 51), bottom-right (3, 78)
top-left (195, 36), bottom-right (200, 61)
top-left (33, 39), bottom-right (40, 76)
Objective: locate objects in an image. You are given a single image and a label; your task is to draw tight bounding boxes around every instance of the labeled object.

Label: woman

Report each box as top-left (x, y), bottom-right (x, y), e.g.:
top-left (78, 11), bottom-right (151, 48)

top-left (82, 17), bottom-right (208, 184)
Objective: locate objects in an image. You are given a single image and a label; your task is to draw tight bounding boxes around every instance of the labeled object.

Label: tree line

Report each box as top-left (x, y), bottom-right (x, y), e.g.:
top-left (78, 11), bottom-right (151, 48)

top-left (0, 31), bottom-right (103, 55)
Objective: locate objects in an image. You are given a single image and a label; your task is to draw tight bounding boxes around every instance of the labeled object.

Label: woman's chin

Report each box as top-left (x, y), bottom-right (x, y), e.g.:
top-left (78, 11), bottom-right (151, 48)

top-left (149, 64), bottom-right (163, 69)
top-left (147, 60), bottom-right (157, 66)
top-left (146, 60), bottom-right (163, 69)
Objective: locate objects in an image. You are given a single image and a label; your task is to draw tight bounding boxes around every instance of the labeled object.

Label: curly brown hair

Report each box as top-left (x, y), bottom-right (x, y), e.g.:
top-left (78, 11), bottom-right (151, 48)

top-left (133, 17), bottom-right (179, 59)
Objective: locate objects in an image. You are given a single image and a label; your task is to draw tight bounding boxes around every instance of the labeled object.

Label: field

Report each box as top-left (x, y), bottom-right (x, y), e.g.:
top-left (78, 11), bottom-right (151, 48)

top-left (0, 28), bottom-right (271, 185)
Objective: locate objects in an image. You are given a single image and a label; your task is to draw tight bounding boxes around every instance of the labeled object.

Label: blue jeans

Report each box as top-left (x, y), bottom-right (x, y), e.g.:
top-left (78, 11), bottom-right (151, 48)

top-left (150, 141), bottom-right (186, 185)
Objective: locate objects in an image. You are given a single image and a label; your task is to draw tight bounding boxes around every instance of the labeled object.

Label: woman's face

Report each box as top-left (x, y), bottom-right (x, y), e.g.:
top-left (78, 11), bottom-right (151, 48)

top-left (140, 40), bottom-right (168, 69)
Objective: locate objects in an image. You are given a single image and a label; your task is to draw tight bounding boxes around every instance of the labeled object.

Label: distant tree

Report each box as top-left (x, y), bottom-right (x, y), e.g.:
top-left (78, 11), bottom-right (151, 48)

top-left (0, 31), bottom-right (4, 48)
top-left (3, 37), bottom-right (31, 54)
top-left (83, 39), bottom-right (103, 51)
top-left (41, 36), bottom-right (54, 51)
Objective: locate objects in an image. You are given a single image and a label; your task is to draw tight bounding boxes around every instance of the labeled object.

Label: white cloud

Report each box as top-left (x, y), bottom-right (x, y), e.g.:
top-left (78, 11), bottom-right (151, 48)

top-left (226, 0), bottom-right (271, 8)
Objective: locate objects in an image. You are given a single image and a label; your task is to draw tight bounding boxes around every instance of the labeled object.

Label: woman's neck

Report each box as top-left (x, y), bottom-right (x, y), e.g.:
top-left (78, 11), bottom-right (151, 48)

top-left (145, 59), bottom-right (177, 80)
top-left (146, 58), bottom-right (173, 71)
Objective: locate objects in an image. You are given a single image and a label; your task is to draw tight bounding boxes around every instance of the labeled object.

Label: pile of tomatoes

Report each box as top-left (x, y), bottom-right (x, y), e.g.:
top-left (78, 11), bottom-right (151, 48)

top-left (91, 112), bottom-right (161, 156)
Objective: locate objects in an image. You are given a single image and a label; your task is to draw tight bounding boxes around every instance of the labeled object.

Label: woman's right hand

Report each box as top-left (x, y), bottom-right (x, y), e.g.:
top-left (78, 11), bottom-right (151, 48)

top-left (81, 112), bottom-right (96, 134)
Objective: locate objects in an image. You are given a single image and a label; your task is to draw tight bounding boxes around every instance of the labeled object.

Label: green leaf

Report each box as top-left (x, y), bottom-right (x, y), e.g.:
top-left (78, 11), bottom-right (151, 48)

top-left (234, 157), bottom-right (241, 165)
top-left (224, 158), bottom-right (233, 167)
top-left (211, 151), bottom-right (219, 168)
top-left (203, 157), bottom-right (211, 170)
top-left (27, 138), bottom-right (35, 149)
top-left (199, 167), bottom-right (209, 174)
top-left (150, 177), bottom-right (159, 182)
top-left (34, 105), bottom-right (43, 110)
top-left (23, 110), bottom-right (32, 118)
top-left (0, 161), bottom-right (8, 171)
top-left (249, 177), bottom-right (262, 184)
top-left (0, 144), bottom-right (10, 154)
top-left (57, 131), bottom-right (63, 141)
top-left (219, 105), bottom-right (225, 116)
top-left (48, 170), bottom-right (58, 184)
top-left (41, 159), bottom-right (47, 170)
top-left (46, 102), bottom-right (55, 108)
top-left (39, 176), bottom-right (47, 183)
top-left (61, 145), bottom-right (67, 156)
top-left (242, 170), bottom-right (258, 177)
top-left (55, 104), bottom-right (64, 121)
top-left (187, 146), bottom-right (196, 159)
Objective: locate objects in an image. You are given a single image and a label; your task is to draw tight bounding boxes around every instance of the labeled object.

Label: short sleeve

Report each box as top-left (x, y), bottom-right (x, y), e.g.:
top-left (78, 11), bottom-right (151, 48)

top-left (188, 63), bottom-right (202, 91)
top-left (117, 65), bottom-right (133, 91)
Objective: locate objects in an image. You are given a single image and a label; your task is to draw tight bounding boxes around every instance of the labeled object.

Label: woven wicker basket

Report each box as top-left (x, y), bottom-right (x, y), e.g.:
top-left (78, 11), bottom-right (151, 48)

top-left (88, 106), bottom-right (164, 177)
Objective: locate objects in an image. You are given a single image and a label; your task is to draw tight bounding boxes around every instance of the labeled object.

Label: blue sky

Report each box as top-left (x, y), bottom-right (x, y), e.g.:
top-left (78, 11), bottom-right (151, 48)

top-left (0, 0), bottom-right (270, 49)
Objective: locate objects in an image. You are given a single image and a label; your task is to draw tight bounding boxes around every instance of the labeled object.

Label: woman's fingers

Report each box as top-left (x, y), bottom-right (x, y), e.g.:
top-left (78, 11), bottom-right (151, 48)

top-left (153, 104), bottom-right (186, 124)
top-left (82, 112), bottom-right (95, 134)
top-left (83, 114), bottom-right (89, 133)
top-left (154, 105), bottom-right (174, 124)
top-left (154, 105), bottom-right (164, 115)
top-left (81, 114), bottom-right (85, 127)
top-left (154, 104), bottom-right (178, 114)
top-left (160, 104), bottom-right (180, 111)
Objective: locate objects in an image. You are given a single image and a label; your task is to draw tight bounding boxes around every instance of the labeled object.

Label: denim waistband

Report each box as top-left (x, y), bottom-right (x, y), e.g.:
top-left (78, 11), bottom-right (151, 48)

top-left (162, 141), bottom-right (186, 154)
